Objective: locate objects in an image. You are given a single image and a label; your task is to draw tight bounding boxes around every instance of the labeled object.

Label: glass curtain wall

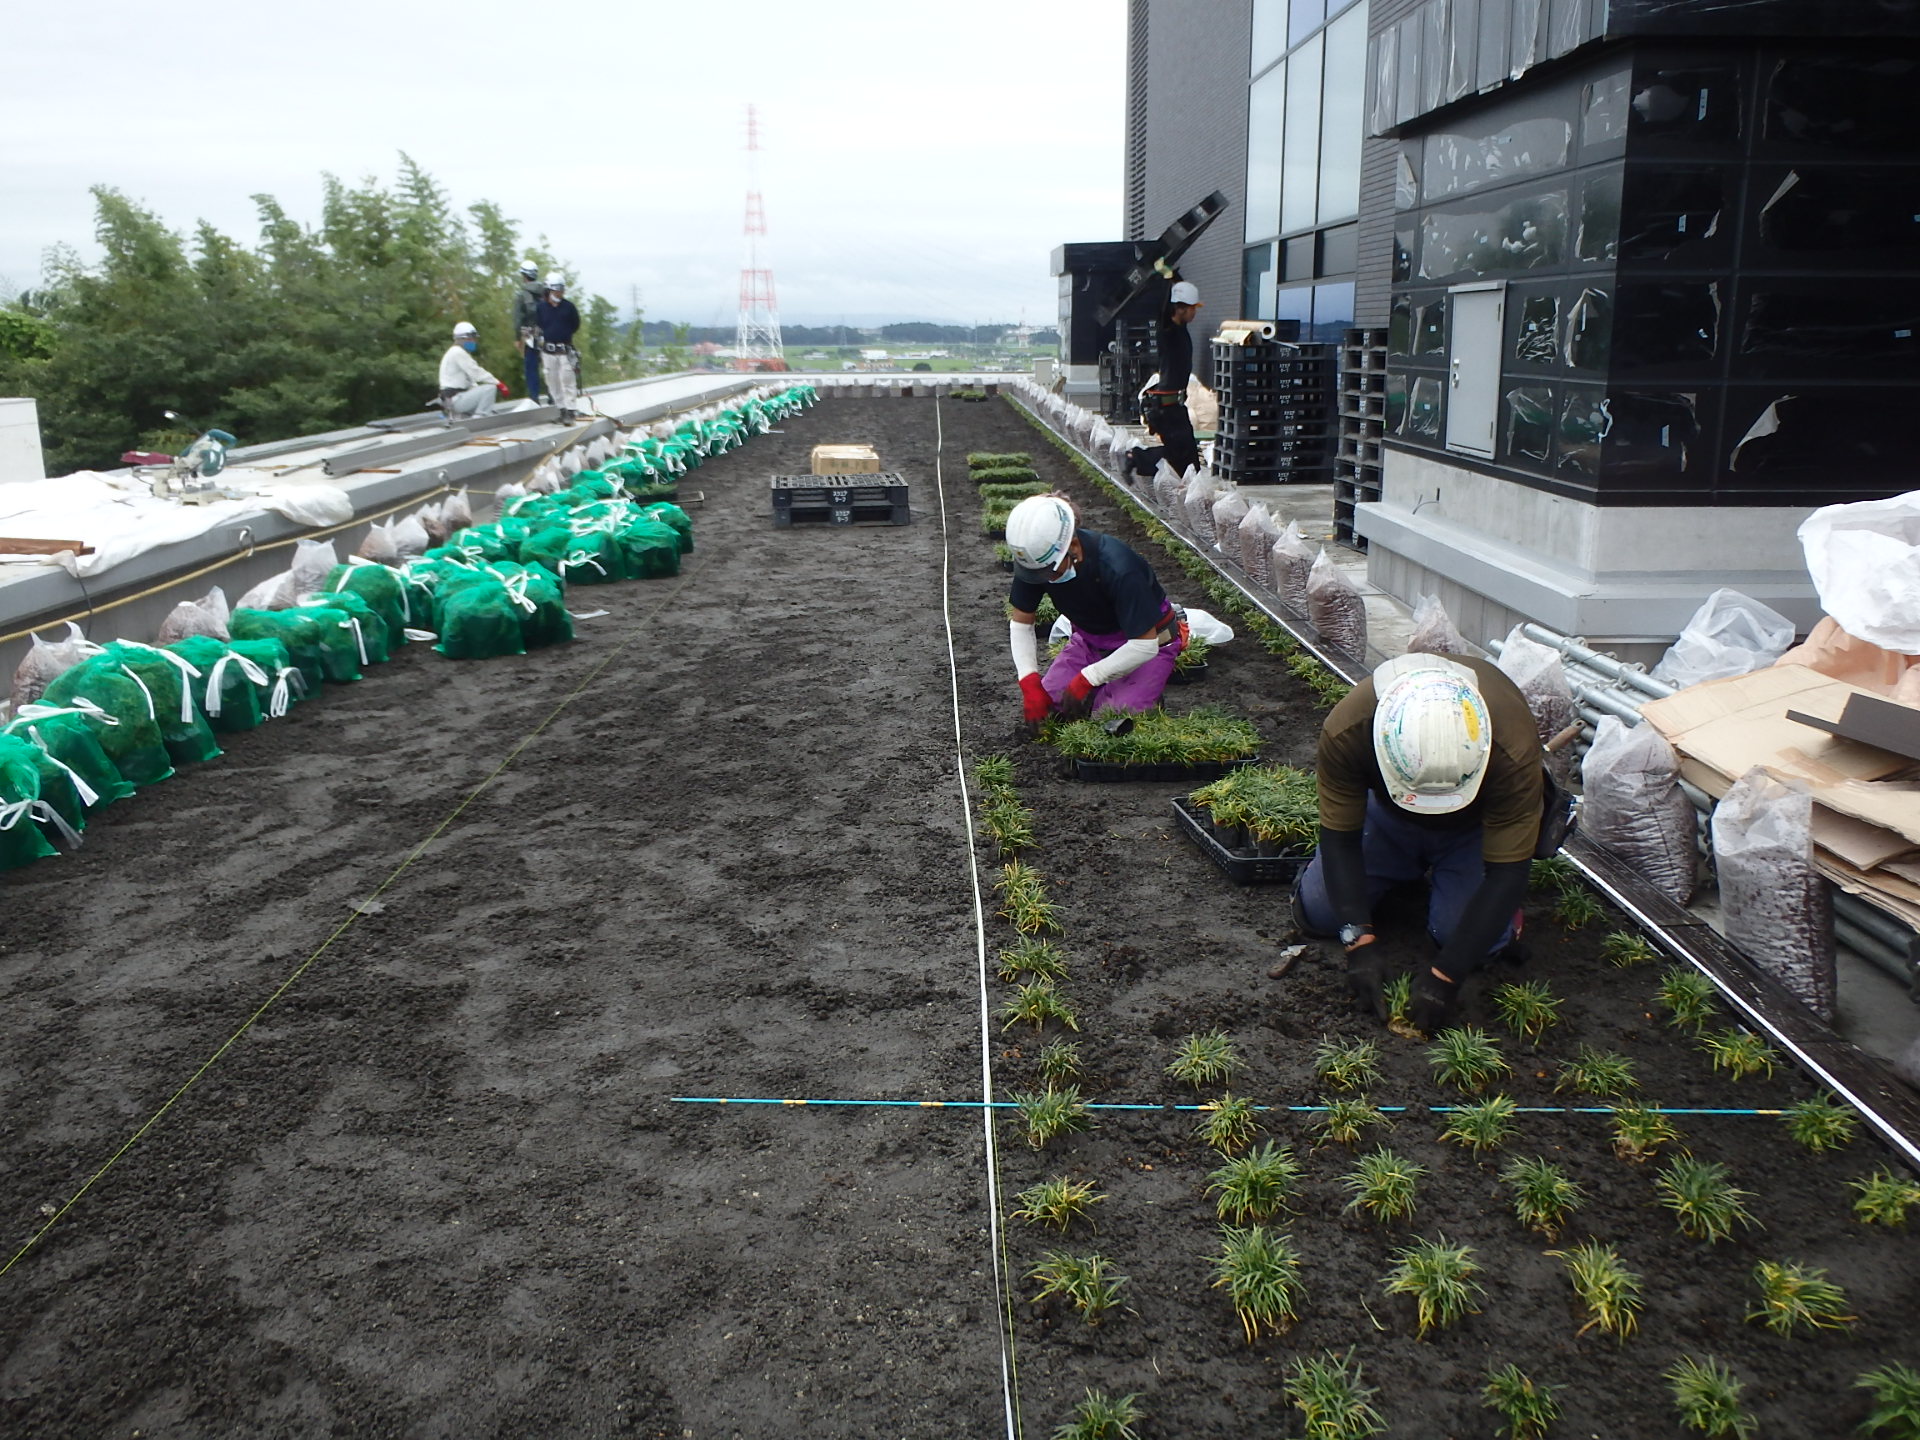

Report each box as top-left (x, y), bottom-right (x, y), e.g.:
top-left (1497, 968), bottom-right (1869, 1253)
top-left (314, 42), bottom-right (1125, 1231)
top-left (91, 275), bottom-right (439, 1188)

top-left (1244, 0), bottom-right (1368, 339)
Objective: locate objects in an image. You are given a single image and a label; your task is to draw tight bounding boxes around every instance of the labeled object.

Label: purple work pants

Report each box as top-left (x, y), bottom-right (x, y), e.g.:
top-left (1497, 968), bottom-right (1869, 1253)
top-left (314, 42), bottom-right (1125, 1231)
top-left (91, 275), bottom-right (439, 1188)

top-left (1043, 626), bottom-right (1181, 715)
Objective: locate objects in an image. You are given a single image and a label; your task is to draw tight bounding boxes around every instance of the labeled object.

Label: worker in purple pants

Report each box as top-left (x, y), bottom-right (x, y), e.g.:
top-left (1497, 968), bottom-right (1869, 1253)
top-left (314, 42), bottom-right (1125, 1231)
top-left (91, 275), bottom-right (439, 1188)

top-left (1003, 494), bottom-right (1187, 721)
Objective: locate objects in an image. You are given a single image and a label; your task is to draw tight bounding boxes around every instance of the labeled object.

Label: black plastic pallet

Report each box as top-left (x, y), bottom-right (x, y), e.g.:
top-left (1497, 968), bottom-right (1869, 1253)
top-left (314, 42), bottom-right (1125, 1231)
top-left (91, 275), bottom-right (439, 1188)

top-left (770, 473), bottom-right (910, 527)
top-left (1068, 756), bottom-right (1258, 783)
top-left (1170, 796), bottom-right (1312, 885)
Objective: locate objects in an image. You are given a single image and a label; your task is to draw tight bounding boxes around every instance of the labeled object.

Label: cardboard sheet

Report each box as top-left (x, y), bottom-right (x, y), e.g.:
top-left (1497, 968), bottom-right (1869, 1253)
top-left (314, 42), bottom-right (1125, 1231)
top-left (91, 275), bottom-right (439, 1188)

top-left (1813, 804), bottom-right (1920, 871)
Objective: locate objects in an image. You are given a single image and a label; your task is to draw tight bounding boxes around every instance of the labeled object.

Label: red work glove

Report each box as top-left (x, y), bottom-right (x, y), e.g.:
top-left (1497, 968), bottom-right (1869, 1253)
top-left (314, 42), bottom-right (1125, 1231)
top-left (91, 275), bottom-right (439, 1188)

top-left (1019, 673), bottom-right (1053, 723)
top-left (497, 381), bottom-right (511, 396)
top-left (1058, 672), bottom-right (1096, 720)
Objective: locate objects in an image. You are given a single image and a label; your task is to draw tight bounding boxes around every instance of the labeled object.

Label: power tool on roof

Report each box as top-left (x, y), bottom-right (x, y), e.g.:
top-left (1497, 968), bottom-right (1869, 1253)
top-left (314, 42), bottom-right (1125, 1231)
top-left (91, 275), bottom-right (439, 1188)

top-left (122, 410), bottom-right (241, 504)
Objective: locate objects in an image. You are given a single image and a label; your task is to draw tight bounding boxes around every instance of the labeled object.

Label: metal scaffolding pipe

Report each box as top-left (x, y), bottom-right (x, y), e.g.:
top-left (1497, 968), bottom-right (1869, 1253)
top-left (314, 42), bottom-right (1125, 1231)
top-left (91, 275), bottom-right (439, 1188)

top-left (1521, 622), bottom-right (1675, 699)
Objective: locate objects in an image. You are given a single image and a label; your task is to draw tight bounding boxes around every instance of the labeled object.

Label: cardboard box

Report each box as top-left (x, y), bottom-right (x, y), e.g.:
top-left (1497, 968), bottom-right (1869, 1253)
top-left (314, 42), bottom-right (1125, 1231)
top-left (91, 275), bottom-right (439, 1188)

top-left (811, 444), bottom-right (881, 476)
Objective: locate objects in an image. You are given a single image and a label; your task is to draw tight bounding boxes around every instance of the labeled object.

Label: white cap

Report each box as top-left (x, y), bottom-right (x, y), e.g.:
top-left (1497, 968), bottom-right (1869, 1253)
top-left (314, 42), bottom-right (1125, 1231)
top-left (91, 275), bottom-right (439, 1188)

top-left (520, 262), bottom-right (540, 277)
top-left (1005, 495), bottom-right (1077, 582)
top-left (1371, 654), bottom-right (1493, 814)
top-left (545, 273), bottom-right (566, 290)
top-left (452, 321), bottom-right (478, 338)
top-left (1170, 280), bottom-right (1200, 306)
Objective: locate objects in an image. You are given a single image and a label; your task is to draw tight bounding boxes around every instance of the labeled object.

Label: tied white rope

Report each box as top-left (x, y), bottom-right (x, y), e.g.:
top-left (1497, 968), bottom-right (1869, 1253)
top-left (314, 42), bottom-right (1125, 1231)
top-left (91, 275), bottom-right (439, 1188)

top-left (204, 652), bottom-right (269, 718)
top-left (496, 574), bottom-right (538, 616)
top-left (26, 728), bottom-right (99, 808)
top-left (403, 628), bottom-right (438, 643)
top-left (561, 552), bottom-right (607, 579)
top-left (118, 667), bottom-right (158, 723)
top-left (11, 698), bottom-right (119, 728)
top-left (267, 667), bottom-right (302, 718)
top-left (344, 617), bottom-right (368, 665)
top-left (120, 644), bottom-right (203, 725)
top-left (0, 797), bottom-right (82, 849)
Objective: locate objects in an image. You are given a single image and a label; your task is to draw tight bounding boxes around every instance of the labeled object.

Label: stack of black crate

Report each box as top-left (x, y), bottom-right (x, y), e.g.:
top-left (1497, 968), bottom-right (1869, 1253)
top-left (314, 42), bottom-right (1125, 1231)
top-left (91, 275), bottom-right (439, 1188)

top-left (1209, 338), bottom-right (1337, 485)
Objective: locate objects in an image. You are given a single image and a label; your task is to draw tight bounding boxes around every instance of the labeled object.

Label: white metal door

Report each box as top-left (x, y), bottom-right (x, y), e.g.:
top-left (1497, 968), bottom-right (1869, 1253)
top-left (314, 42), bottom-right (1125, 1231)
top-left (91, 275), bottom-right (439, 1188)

top-left (1445, 284), bottom-right (1504, 459)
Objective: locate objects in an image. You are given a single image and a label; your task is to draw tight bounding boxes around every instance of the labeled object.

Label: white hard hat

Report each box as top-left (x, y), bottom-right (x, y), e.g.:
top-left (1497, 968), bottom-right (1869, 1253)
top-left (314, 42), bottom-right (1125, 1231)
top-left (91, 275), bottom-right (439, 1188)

top-left (452, 321), bottom-right (478, 338)
top-left (1170, 280), bottom-right (1201, 306)
top-left (1371, 654), bottom-right (1493, 815)
top-left (520, 262), bottom-right (540, 278)
top-left (1005, 495), bottom-right (1077, 582)
top-left (545, 273), bottom-right (566, 289)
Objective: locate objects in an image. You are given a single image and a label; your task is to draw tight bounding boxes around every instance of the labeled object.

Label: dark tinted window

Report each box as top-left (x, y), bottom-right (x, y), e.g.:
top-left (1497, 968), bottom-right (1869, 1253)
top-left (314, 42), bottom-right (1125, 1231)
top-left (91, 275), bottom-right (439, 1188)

top-left (1504, 385), bottom-right (1554, 463)
top-left (1766, 55), bottom-right (1920, 152)
top-left (1616, 168), bottom-right (1726, 264)
top-left (1613, 282), bottom-right (1720, 370)
top-left (1420, 186), bottom-right (1569, 281)
top-left (1513, 294), bottom-right (1560, 366)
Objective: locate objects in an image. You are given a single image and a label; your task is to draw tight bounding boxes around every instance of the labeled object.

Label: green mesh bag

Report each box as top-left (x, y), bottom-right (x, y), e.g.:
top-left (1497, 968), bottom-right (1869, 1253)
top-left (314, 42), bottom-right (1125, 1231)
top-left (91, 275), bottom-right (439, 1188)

top-left (167, 636), bottom-right (266, 732)
top-left (95, 642), bottom-right (222, 767)
top-left (434, 578), bottom-right (528, 659)
top-left (614, 518), bottom-right (682, 578)
top-left (2, 706), bottom-right (134, 809)
top-left (321, 562), bottom-right (409, 644)
top-left (299, 592), bottom-right (389, 666)
top-left (295, 604), bottom-right (365, 683)
top-left (492, 562), bottom-right (573, 649)
top-left (40, 656), bottom-right (174, 788)
top-left (564, 472), bottom-right (620, 500)
top-left (638, 502), bottom-right (693, 555)
top-left (0, 733), bottom-right (62, 869)
top-left (226, 637), bottom-right (309, 716)
top-left (231, 609), bottom-right (329, 693)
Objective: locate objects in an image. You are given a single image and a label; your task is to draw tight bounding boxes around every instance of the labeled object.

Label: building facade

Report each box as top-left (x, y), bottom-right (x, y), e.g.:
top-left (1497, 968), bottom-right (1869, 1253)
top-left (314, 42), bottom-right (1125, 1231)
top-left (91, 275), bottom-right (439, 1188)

top-left (1125, 0), bottom-right (1920, 646)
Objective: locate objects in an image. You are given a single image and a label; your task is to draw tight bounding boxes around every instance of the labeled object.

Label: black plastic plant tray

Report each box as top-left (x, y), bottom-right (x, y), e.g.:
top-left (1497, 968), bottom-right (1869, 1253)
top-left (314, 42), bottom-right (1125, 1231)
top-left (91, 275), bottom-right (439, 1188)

top-left (1067, 756), bottom-right (1257, 783)
top-left (1167, 660), bottom-right (1209, 685)
top-left (1170, 795), bottom-right (1311, 885)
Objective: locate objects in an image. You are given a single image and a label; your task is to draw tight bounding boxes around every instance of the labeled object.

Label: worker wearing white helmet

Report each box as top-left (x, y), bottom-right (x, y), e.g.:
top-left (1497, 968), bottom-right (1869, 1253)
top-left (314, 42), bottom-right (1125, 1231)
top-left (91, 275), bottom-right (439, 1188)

top-left (438, 321), bottom-right (505, 419)
top-left (1004, 493), bottom-right (1188, 723)
top-left (1137, 277), bottom-right (1204, 475)
top-left (1293, 653), bottom-right (1545, 1034)
top-left (535, 272), bottom-right (585, 421)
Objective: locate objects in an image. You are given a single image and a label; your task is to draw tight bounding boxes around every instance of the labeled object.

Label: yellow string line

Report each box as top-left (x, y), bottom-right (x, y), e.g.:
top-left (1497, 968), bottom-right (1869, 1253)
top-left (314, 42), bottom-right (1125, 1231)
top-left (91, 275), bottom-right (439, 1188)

top-left (0, 563), bottom-right (694, 1281)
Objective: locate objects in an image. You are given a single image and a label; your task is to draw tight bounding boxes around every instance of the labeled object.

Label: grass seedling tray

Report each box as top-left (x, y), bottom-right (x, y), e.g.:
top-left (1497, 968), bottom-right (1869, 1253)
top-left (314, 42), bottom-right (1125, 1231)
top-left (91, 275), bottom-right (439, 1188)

top-left (1070, 757), bottom-right (1258, 784)
top-left (1167, 660), bottom-right (1209, 685)
top-left (1170, 795), bottom-right (1310, 884)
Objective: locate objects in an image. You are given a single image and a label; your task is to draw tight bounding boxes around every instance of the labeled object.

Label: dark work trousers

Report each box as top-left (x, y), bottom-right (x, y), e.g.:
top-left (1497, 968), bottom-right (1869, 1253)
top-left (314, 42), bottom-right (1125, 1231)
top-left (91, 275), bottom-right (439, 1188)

top-left (1295, 792), bottom-right (1518, 954)
top-left (1146, 399), bottom-right (1199, 475)
top-left (523, 344), bottom-right (544, 400)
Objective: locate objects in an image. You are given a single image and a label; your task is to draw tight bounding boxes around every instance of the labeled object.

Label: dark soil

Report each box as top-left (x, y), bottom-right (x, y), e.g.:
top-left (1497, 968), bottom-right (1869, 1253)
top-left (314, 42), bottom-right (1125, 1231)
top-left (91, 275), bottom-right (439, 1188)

top-left (0, 395), bottom-right (1913, 1438)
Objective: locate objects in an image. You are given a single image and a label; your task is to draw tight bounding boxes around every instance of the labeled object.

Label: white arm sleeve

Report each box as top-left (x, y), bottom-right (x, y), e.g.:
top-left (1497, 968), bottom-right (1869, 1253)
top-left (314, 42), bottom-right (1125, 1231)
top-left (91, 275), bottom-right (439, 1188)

top-left (1009, 618), bottom-right (1039, 679)
top-left (1080, 636), bottom-right (1159, 687)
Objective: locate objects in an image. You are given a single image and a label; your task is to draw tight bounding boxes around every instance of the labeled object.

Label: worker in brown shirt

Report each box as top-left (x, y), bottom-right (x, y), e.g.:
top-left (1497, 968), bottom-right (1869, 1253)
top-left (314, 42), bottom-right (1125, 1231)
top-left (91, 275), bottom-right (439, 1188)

top-left (1294, 653), bottom-right (1543, 1033)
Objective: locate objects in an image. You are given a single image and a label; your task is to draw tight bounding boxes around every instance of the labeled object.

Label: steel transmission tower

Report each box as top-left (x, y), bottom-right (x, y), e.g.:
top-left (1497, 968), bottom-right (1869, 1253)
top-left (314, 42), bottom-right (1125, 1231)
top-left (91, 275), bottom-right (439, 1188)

top-left (735, 104), bottom-right (786, 371)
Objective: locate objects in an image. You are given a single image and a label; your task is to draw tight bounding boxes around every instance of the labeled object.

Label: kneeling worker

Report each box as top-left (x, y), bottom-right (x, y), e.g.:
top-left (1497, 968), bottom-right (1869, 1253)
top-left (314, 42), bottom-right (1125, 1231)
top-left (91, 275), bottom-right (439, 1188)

top-left (440, 322), bottom-right (505, 419)
top-left (1004, 494), bottom-right (1187, 722)
top-left (1293, 653), bottom-right (1542, 1034)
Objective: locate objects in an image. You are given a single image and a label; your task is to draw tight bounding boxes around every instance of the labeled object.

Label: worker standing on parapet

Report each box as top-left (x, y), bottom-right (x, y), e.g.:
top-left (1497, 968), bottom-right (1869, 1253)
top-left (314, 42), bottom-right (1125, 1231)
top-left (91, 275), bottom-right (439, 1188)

top-left (1293, 654), bottom-right (1545, 1036)
top-left (1139, 279), bottom-right (1203, 476)
top-left (536, 274), bottom-right (584, 421)
top-left (1003, 493), bottom-right (1188, 722)
top-left (439, 322), bottom-right (506, 419)
top-left (512, 261), bottom-right (548, 401)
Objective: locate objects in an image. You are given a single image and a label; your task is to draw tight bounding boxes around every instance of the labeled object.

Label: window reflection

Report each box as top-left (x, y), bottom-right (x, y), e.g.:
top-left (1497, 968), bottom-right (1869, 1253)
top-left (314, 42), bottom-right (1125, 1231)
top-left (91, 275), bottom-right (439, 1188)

top-left (1631, 67), bottom-right (1743, 142)
top-left (1582, 69), bottom-right (1630, 148)
top-left (1311, 281), bottom-right (1357, 342)
top-left (1245, 65), bottom-right (1287, 242)
top-left (1389, 296), bottom-right (1414, 356)
top-left (1408, 377), bottom-right (1444, 438)
top-left (1395, 13), bottom-right (1423, 124)
top-left (1319, 4), bottom-right (1367, 223)
top-left (1504, 386), bottom-right (1554, 463)
top-left (1614, 283), bottom-right (1720, 369)
top-left (1415, 298), bottom-right (1448, 355)
top-left (1617, 169), bottom-right (1724, 262)
top-left (1422, 117), bottom-right (1572, 201)
top-left (1603, 392), bottom-right (1702, 484)
top-left (1758, 168), bottom-right (1920, 261)
top-left (1290, 0), bottom-right (1328, 48)
top-left (1394, 225), bottom-right (1415, 283)
top-left (1556, 388), bottom-right (1608, 477)
top-left (1387, 371), bottom-right (1409, 433)
top-left (1766, 56), bottom-right (1919, 152)
top-left (1282, 33), bottom-right (1324, 233)
top-left (1577, 170), bottom-right (1621, 263)
top-left (1563, 288), bottom-right (1611, 371)
top-left (1740, 288), bottom-right (1920, 369)
top-left (1395, 147), bottom-right (1420, 210)
top-left (1251, 0), bottom-right (1289, 74)
top-left (1243, 244), bottom-right (1278, 321)
top-left (1418, 188), bottom-right (1568, 280)
top-left (1369, 24), bottom-right (1398, 137)
top-left (1513, 294), bottom-right (1559, 365)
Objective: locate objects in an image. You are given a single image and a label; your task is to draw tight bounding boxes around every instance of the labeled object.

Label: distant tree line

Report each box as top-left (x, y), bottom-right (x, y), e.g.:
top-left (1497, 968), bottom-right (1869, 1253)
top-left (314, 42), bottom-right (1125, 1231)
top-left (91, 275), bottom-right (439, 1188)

top-left (0, 157), bottom-right (639, 474)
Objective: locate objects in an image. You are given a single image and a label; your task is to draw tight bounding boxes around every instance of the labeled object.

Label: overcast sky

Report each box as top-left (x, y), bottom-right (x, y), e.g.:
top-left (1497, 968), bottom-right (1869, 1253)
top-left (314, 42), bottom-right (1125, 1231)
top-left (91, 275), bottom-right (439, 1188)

top-left (4, 0), bottom-right (1126, 328)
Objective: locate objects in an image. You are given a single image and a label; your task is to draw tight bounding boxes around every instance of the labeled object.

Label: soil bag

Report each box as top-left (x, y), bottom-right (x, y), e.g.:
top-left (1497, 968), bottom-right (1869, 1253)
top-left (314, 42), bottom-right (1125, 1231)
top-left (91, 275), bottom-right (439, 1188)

top-left (226, 637), bottom-right (308, 717)
top-left (1711, 767), bottom-right (1836, 1020)
top-left (11, 732), bottom-right (88, 837)
top-left (1650, 588), bottom-right (1795, 692)
top-left (322, 562), bottom-right (410, 643)
top-left (494, 563), bottom-right (572, 649)
top-left (155, 586), bottom-right (230, 646)
top-left (166, 636), bottom-right (270, 732)
top-left (434, 579), bottom-right (529, 660)
top-left (300, 592), bottom-right (388, 666)
top-left (1211, 487), bottom-right (1251, 566)
top-left (101, 641), bottom-right (222, 766)
top-left (40, 657), bottom-right (174, 788)
top-left (0, 733), bottom-right (64, 869)
top-left (235, 569), bottom-right (299, 612)
top-left (613, 518), bottom-right (682, 579)
top-left (231, 610), bottom-right (330, 694)
top-left (1306, 549), bottom-right (1368, 660)
top-left (1407, 595), bottom-right (1473, 657)
top-left (1271, 521), bottom-right (1314, 614)
top-left (1183, 471), bottom-right (1225, 544)
top-left (358, 520), bottom-right (403, 567)
top-left (10, 622), bottom-right (96, 710)
top-left (639, 503), bottom-right (693, 555)
top-left (443, 486), bottom-right (474, 531)
top-left (1237, 504), bottom-right (1280, 589)
top-left (1152, 460), bottom-right (1185, 514)
top-left (390, 513), bottom-right (432, 558)
top-left (1495, 626), bottom-right (1579, 772)
top-left (2, 702), bottom-right (134, 810)
top-left (290, 538), bottom-right (339, 600)
top-left (1581, 716), bottom-right (1698, 905)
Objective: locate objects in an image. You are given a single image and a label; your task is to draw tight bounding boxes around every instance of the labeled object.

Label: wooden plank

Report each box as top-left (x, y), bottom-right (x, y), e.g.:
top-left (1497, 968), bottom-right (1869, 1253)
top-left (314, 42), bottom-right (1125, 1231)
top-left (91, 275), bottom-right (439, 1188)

top-left (0, 537), bottom-right (96, 557)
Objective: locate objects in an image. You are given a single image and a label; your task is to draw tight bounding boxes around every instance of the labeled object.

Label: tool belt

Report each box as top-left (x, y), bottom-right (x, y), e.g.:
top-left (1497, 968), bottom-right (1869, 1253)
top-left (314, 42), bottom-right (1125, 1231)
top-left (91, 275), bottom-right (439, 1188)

top-left (540, 341), bottom-right (576, 355)
top-left (438, 387), bottom-right (464, 402)
top-left (1160, 603), bottom-right (1190, 648)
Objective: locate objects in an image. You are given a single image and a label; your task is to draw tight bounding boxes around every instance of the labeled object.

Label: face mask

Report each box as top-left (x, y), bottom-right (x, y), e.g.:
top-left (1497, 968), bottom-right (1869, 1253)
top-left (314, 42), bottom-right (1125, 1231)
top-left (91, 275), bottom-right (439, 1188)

top-left (460, 339), bottom-right (477, 352)
top-left (1049, 566), bottom-right (1077, 585)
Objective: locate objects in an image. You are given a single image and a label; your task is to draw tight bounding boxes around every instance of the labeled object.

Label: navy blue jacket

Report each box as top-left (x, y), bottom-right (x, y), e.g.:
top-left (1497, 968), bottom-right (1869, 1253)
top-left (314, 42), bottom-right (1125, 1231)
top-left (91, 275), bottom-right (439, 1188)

top-left (536, 297), bottom-right (581, 346)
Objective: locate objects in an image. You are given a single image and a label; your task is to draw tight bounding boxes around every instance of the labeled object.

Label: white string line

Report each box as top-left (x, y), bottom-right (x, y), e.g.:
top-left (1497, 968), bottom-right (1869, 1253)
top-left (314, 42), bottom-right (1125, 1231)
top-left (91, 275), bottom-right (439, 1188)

top-left (931, 396), bottom-right (1021, 1440)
